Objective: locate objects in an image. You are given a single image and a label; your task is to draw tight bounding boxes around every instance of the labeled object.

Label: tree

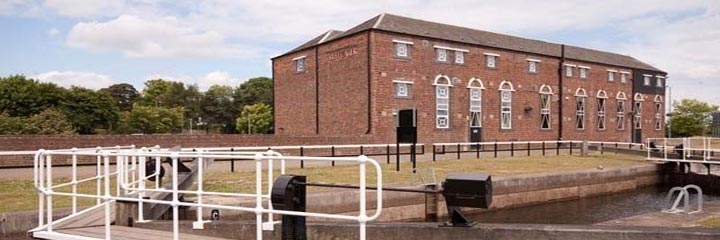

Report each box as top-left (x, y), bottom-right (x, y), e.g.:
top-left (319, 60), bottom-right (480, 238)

top-left (0, 75), bottom-right (65, 117)
top-left (100, 83), bottom-right (139, 111)
top-left (138, 79), bottom-right (188, 108)
top-left (233, 77), bottom-right (272, 109)
top-left (117, 105), bottom-right (185, 134)
top-left (61, 87), bottom-right (119, 134)
top-left (669, 99), bottom-right (718, 137)
top-left (0, 113), bottom-right (35, 135)
top-left (236, 103), bottom-right (273, 134)
top-left (29, 108), bottom-right (75, 134)
top-left (201, 85), bottom-right (237, 133)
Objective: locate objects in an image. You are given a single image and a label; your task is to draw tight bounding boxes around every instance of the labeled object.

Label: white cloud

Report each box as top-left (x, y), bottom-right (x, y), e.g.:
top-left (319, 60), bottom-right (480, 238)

top-left (43, 0), bottom-right (126, 18)
top-left (66, 15), bottom-right (264, 58)
top-left (32, 71), bottom-right (115, 90)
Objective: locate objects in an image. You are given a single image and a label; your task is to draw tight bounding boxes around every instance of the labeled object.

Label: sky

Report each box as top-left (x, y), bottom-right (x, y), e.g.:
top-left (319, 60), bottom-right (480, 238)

top-left (0, 0), bottom-right (718, 105)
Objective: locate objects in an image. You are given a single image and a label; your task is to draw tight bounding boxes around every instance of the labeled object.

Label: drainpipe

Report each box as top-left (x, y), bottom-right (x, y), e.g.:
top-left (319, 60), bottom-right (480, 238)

top-left (366, 30), bottom-right (372, 134)
top-left (558, 45), bottom-right (565, 141)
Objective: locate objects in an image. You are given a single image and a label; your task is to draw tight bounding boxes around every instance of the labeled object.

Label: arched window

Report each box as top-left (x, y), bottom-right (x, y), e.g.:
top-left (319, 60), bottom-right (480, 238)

top-left (654, 95), bottom-right (664, 130)
top-left (539, 85), bottom-right (553, 129)
top-left (596, 90), bottom-right (608, 130)
top-left (575, 88), bottom-right (587, 130)
top-left (634, 93), bottom-right (644, 129)
top-left (434, 75), bottom-right (452, 128)
top-left (616, 92), bottom-right (627, 130)
top-left (499, 81), bottom-right (515, 129)
top-left (467, 78), bottom-right (485, 128)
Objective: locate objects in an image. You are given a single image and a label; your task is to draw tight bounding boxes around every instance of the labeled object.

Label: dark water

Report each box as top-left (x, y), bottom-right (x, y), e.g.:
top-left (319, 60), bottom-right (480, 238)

top-left (468, 186), bottom-right (720, 225)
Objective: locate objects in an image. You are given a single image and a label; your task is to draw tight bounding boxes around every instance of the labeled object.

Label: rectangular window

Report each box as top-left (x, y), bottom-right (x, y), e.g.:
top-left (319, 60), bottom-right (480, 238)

top-left (528, 61), bottom-right (538, 73)
top-left (643, 75), bottom-right (651, 86)
top-left (540, 94), bottom-right (551, 129)
top-left (455, 51), bottom-right (464, 64)
top-left (395, 43), bottom-right (408, 58)
top-left (294, 57), bottom-right (305, 73)
top-left (436, 48), bottom-right (448, 62)
top-left (394, 82), bottom-right (412, 98)
top-left (501, 90), bottom-right (512, 129)
top-left (617, 100), bottom-right (626, 130)
top-left (656, 77), bottom-right (663, 87)
top-left (576, 96), bottom-right (586, 129)
top-left (486, 54), bottom-right (497, 68)
top-left (634, 102), bottom-right (642, 129)
top-left (436, 86), bottom-right (450, 128)
top-left (579, 67), bottom-right (589, 79)
top-left (620, 73), bottom-right (628, 83)
top-left (597, 98), bottom-right (606, 130)
top-left (565, 65), bottom-right (574, 77)
top-left (607, 71), bottom-right (615, 82)
top-left (469, 88), bottom-right (482, 127)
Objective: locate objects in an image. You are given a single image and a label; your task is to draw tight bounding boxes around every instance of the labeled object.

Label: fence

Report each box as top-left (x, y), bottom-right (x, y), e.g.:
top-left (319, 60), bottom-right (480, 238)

top-left (646, 137), bottom-right (720, 164)
top-left (30, 147), bottom-right (383, 240)
top-left (432, 140), bottom-right (585, 161)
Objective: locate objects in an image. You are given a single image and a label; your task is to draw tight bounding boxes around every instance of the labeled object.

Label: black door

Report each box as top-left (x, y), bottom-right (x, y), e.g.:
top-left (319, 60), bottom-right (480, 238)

top-left (470, 127), bottom-right (482, 142)
top-left (633, 128), bottom-right (642, 144)
top-left (397, 109), bottom-right (417, 143)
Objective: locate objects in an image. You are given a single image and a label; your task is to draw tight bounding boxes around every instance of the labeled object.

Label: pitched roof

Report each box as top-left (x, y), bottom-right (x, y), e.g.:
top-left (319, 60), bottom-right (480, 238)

top-left (278, 13), bottom-right (663, 72)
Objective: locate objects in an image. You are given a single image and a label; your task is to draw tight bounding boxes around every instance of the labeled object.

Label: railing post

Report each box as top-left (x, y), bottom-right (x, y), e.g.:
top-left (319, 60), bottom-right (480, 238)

top-left (389, 144), bottom-right (394, 164)
top-left (527, 142), bottom-right (531, 156)
top-left (171, 152), bottom-right (180, 240)
top-left (396, 142), bottom-right (400, 170)
top-left (103, 152), bottom-right (111, 239)
top-left (254, 153), bottom-right (263, 240)
top-left (360, 145), bottom-right (364, 155)
top-left (331, 146), bottom-right (336, 167)
top-left (457, 143), bottom-right (461, 159)
top-left (556, 141), bottom-right (560, 155)
top-left (494, 142), bottom-right (498, 158)
top-left (194, 149), bottom-right (206, 229)
top-left (46, 154), bottom-right (53, 232)
top-left (476, 143), bottom-right (480, 159)
top-left (411, 143), bottom-right (417, 173)
top-left (71, 148), bottom-right (77, 214)
top-left (358, 155), bottom-right (368, 240)
top-left (511, 142), bottom-right (514, 157)
top-left (300, 146), bottom-right (305, 168)
top-left (601, 142), bottom-right (604, 155)
top-left (542, 141), bottom-right (546, 156)
top-left (570, 142), bottom-right (574, 155)
top-left (96, 147), bottom-right (102, 205)
top-left (432, 145), bottom-right (436, 162)
top-left (138, 148), bottom-right (147, 223)
top-left (230, 147), bottom-right (236, 173)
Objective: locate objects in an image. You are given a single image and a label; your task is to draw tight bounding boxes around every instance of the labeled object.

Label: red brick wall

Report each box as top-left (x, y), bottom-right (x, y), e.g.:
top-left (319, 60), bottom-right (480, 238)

top-left (639, 93), bottom-right (666, 141)
top-left (561, 62), bottom-right (634, 142)
top-left (274, 49), bottom-right (318, 135)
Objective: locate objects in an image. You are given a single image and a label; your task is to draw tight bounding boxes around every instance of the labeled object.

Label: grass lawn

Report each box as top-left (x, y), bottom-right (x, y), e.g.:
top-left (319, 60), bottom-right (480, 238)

top-left (0, 153), bottom-right (647, 213)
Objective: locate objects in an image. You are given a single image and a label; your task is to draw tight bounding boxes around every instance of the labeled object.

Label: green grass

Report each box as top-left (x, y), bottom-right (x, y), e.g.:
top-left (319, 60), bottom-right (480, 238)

top-left (0, 153), bottom-right (647, 212)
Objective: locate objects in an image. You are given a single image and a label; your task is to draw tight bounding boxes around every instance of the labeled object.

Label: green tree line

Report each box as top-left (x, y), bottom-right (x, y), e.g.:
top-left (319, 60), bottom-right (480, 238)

top-left (0, 75), bottom-right (273, 135)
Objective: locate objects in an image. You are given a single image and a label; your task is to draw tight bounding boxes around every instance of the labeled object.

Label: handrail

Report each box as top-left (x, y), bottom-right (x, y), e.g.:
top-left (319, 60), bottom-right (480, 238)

top-left (32, 146), bottom-right (382, 240)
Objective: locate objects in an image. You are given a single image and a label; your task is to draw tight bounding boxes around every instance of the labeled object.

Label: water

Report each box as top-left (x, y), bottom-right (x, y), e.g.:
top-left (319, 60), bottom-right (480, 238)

top-left (468, 186), bottom-right (719, 225)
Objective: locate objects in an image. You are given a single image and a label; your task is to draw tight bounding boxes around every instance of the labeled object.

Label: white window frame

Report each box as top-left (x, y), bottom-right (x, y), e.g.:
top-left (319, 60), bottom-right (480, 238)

top-left (607, 70), bottom-right (617, 82)
top-left (656, 76), bottom-right (665, 88)
top-left (620, 71), bottom-right (629, 83)
top-left (434, 75), bottom-right (452, 129)
top-left (643, 74), bottom-right (652, 86)
top-left (485, 53), bottom-right (499, 68)
top-left (455, 51), bottom-right (464, 64)
top-left (564, 64), bottom-right (575, 77)
top-left (293, 56), bottom-right (306, 73)
top-left (634, 93), bottom-right (644, 129)
top-left (436, 48), bottom-right (448, 62)
top-left (654, 95), bottom-right (663, 130)
top-left (468, 78), bottom-right (485, 128)
top-left (393, 80), bottom-right (413, 98)
top-left (499, 80), bottom-right (514, 129)
top-left (579, 66), bottom-right (590, 79)
top-left (575, 88), bottom-right (587, 130)
top-left (392, 40), bottom-right (413, 58)
top-left (616, 92), bottom-right (627, 130)
top-left (597, 90), bottom-right (608, 130)
top-left (539, 84), bottom-right (553, 130)
top-left (528, 61), bottom-right (538, 73)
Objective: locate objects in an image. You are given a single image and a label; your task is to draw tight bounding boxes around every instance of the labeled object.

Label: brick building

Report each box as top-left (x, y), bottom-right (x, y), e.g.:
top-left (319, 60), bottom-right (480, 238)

top-left (272, 14), bottom-right (666, 144)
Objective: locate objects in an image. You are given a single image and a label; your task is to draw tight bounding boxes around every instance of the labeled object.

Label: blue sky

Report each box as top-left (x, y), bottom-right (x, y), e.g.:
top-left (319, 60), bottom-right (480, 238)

top-left (1, 0), bottom-right (718, 106)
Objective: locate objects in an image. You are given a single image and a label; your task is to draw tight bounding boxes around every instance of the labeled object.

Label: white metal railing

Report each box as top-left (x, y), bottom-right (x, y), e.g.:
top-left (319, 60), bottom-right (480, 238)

top-left (432, 140), bottom-right (581, 146)
top-left (31, 146), bottom-right (382, 240)
top-left (646, 137), bottom-right (720, 164)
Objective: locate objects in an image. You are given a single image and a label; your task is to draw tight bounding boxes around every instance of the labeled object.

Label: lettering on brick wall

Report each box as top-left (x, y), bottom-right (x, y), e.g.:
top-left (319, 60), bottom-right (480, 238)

top-left (327, 45), bottom-right (358, 61)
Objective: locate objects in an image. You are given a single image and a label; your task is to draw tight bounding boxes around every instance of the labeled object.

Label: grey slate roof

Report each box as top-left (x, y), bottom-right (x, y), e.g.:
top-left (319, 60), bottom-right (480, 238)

top-left (279, 13), bottom-right (663, 72)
